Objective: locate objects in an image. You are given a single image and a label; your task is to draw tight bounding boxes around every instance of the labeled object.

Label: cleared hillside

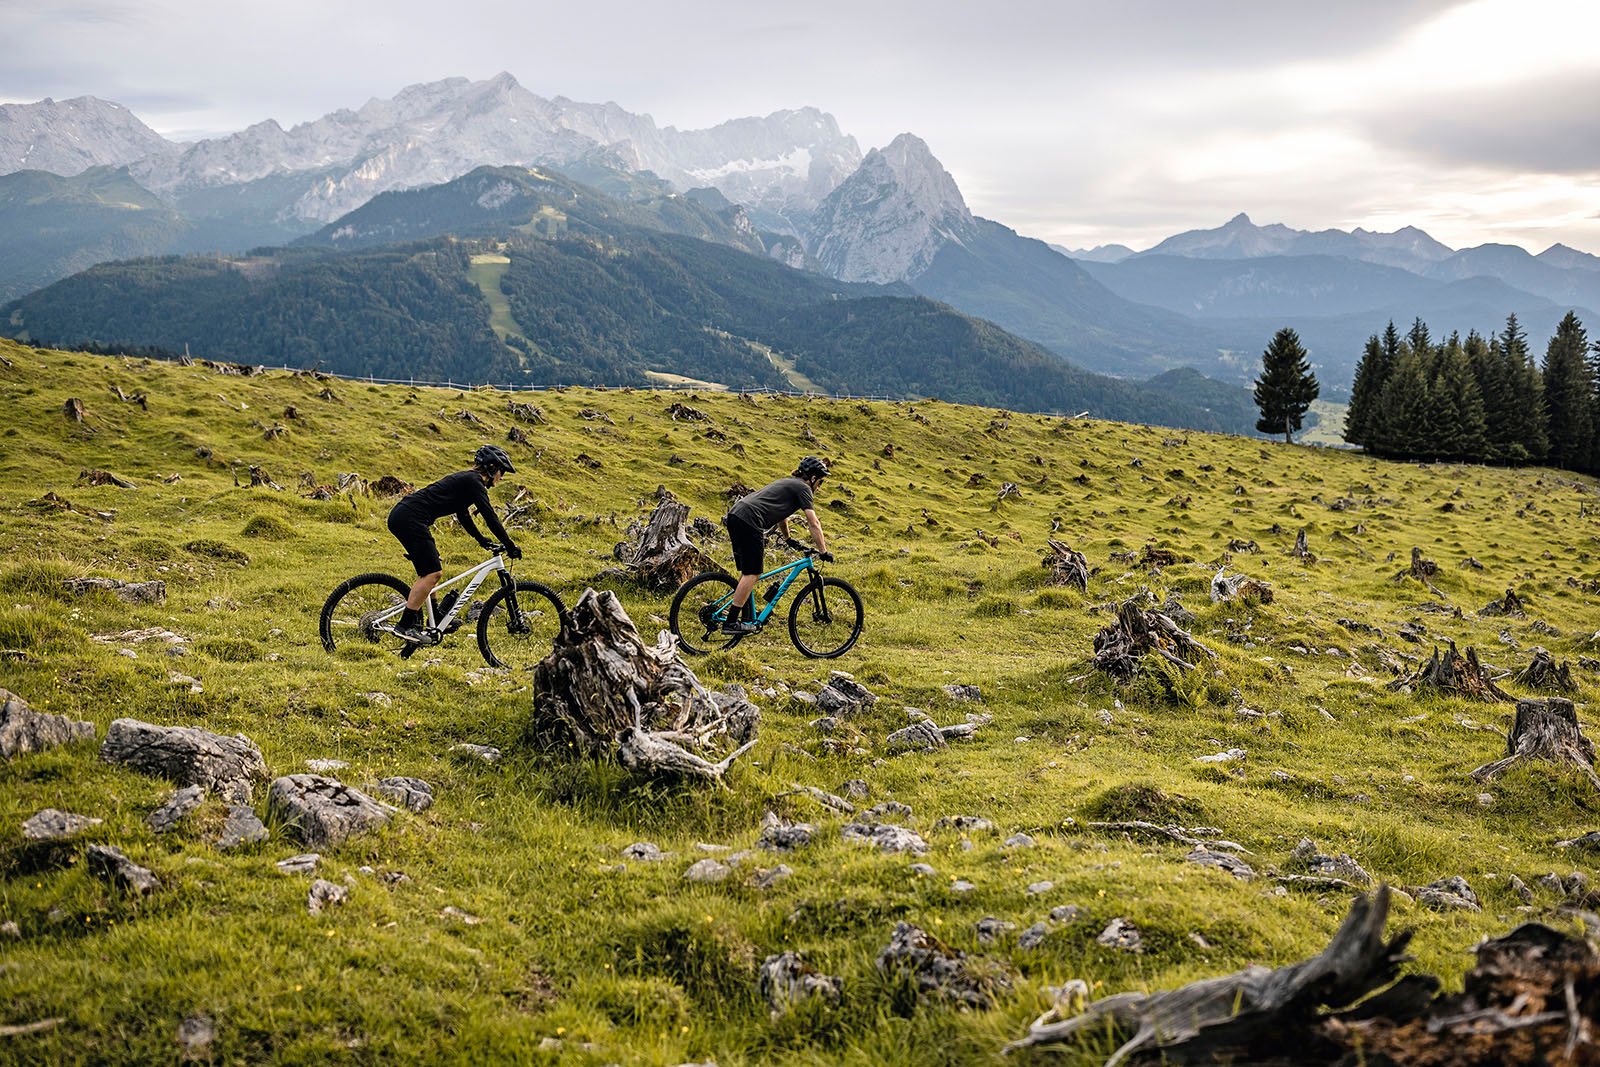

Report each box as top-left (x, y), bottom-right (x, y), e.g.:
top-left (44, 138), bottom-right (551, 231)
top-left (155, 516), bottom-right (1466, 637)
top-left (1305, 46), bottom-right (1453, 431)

top-left (2, 339), bottom-right (1598, 1065)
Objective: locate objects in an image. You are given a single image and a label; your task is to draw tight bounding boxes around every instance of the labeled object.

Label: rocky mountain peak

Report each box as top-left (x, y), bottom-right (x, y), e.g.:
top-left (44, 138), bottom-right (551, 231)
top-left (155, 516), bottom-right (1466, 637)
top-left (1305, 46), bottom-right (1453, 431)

top-left (0, 96), bottom-right (173, 176)
top-left (803, 133), bottom-right (974, 284)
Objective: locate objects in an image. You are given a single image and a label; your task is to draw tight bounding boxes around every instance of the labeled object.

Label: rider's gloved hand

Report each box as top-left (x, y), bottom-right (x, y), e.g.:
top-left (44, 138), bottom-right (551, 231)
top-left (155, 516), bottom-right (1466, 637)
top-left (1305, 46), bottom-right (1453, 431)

top-left (819, 550), bottom-right (835, 562)
top-left (478, 539), bottom-right (497, 552)
top-left (505, 544), bottom-right (523, 560)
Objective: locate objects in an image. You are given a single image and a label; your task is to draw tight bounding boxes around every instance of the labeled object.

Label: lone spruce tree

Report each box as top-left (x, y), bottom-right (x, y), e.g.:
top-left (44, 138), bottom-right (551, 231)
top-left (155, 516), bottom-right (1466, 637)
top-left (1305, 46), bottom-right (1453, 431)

top-left (1254, 327), bottom-right (1320, 443)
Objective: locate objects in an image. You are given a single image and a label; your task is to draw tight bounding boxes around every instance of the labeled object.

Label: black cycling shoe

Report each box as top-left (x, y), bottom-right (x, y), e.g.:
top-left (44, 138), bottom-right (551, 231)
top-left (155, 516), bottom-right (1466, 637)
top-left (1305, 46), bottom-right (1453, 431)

top-left (393, 622), bottom-right (431, 644)
top-left (720, 618), bottom-right (759, 635)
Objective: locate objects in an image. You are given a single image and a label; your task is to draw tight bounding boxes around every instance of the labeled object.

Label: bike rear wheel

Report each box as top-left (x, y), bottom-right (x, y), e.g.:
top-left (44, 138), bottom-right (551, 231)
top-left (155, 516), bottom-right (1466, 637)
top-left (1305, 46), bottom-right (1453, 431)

top-left (788, 576), bottom-right (864, 658)
top-left (669, 572), bottom-right (745, 655)
top-left (320, 572), bottom-right (411, 654)
top-left (476, 580), bottom-right (566, 670)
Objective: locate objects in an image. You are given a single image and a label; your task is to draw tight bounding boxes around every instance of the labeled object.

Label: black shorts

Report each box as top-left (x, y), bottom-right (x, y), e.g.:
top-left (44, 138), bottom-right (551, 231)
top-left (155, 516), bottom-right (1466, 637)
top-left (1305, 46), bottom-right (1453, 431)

top-left (725, 514), bottom-right (764, 576)
top-left (387, 506), bottom-right (441, 577)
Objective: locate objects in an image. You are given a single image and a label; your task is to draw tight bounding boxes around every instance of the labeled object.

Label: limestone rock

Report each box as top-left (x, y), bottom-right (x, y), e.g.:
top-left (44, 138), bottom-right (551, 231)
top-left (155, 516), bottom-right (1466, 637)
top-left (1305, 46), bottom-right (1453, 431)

top-left (875, 921), bottom-right (1012, 1008)
top-left (976, 916), bottom-right (1016, 943)
top-left (815, 671), bottom-right (877, 716)
top-left (100, 718), bottom-right (268, 802)
top-left (21, 809), bottom-right (102, 841)
top-left (448, 743), bottom-right (501, 764)
top-left (886, 721), bottom-right (945, 754)
top-left (759, 951), bottom-right (842, 1017)
top-left (62, 576), bottom-right (166, 604)
top-left (684, 859), bottom-right (732, 883)
top-left (216, 805), bottom-right (268, 849)
top-left (307, 878), bottom-right (347, 916)
top-left (0, 689), bottom-right (95, 759)
top-left (147, 785), bottom-right (206, 833)
top-left (622, 842), bottom-right (669, 862)
top-left (276, 854), bottom-right (320, 875)
top-left (841, 822), bottom-right (928, 854)
top-left (366, 776), bottom-right (434, 813)
top-left (1416, 875), bottom-right (1480, 911)
top-left (86, 844), bottom-right (159, 895)
top-left (1097, 917), bottom-right (1143, 952)
top-left (941, 684), bottom-right (982, 702)
top-left (757, 816), bottom-right (815, 852)
top-left (1186, 846), bottom-right (1256, 880)
top-left (267, 775), bottom-right (392, 847)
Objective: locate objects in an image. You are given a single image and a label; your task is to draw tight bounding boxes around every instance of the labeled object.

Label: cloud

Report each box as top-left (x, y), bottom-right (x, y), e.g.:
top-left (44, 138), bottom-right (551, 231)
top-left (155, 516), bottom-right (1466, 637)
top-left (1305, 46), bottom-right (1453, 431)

top-left (1363, 74), bottom-right (1600, 173)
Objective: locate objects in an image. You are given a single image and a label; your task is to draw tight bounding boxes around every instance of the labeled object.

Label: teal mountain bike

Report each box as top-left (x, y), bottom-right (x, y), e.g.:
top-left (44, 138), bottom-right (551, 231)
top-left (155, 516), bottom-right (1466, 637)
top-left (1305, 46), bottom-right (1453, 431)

top-left (669, 542), bottom-right (864, 658)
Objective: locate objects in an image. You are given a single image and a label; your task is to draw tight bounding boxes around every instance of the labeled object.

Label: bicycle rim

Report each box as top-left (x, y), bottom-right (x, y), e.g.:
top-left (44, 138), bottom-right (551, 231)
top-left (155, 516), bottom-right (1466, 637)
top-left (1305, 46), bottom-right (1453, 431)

top-left (477, 581), bottom-right (565, 670)
top-left (788, 577), bottom-right (864, 658)
top-left (320, 573), bottom-right (410, 655)
top-left (669, 573), bottom-right (744, 655)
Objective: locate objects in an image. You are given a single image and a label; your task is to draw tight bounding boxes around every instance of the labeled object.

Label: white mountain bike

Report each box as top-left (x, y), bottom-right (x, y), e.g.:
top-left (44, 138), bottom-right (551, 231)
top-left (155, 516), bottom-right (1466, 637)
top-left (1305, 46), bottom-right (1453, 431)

top-left (319, 545), bottom-right (565, 669)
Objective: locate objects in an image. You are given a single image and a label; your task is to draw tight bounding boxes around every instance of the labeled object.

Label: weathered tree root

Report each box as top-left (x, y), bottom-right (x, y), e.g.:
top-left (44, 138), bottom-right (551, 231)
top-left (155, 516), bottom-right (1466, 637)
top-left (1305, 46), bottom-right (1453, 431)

top-left (531, 589), bottom-right (758, 783)
top-left (1515, 648), bottom-right (1577, 693)
top-left (1210, 567), bottom-right (1274, 604)
top-left (1394, 547), bottom-right (1445, 597)
top-left (1042, 539), bottom-right (1089, 592)
top-left (1005, 887), bottom-right (1600, 1065)
top-left (1388, 642), bottom-right (1512, 702)
top-left (1092, 592), bottom-right (1217, 680)
top-left (609, 486), bottom-right (721, 593)
top-left (1471, 697), bottom-right (1600, 790)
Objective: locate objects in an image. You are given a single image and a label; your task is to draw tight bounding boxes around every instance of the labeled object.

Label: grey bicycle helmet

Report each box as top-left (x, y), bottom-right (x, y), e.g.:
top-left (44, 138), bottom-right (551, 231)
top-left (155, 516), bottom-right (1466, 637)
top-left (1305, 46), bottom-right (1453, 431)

top-left (473, 444), bottom-right (516, 473)
top-left (795, 455), bottom-right (829, 479)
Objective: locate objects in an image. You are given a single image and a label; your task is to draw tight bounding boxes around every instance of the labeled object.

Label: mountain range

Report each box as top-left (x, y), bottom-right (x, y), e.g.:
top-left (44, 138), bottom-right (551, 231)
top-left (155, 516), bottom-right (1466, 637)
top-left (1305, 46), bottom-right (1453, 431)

top-left (3, 75), bottom-right (1598, 409)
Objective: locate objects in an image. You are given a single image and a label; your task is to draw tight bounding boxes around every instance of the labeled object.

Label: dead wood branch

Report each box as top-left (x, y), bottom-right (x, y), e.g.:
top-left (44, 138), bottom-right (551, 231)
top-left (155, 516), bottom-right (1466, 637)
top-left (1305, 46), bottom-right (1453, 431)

top-left (1006, 888), bottom-right (1600, 1066)
top-left (1211, 567), bottom-right (1274, 604)
top-left (77, 469), bottom-right (136, 489)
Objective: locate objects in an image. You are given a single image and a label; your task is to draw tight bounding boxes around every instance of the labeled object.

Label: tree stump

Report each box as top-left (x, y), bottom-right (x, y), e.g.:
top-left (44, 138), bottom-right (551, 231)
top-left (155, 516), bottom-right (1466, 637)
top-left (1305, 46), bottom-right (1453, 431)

top-left (1092, 592), bottom-right (1217, 680)
top-left (1515, 648), bottom-right (1576, 692)
top-left (1389, 642), bottom-right (1512, 702)
top-left (1393, 547), bottom-right (1445, 596)
top-left (1005, 887), bottom-right (1600, 1065)
top-left (1042, 540), bottom-right (1089, 592)
top-left (370, 475), bottom-right (412, 497)
top-left (611, 487), bottom-right (720, 593)
top-left (63, 397), bottom-right (85, 422)
top-left (1210, 567), bottom-right (1274, 604)
top-left (1472, 697), bottom-right (1600, 789)
top-left (507, 399), bottom-right (544, 424)
top-left (1292, 528), bottom-right (1316, 563)
top-left (1480, 587), bottom-right (1527, 618)
top-left (531, 589), bottom-right (757, 782)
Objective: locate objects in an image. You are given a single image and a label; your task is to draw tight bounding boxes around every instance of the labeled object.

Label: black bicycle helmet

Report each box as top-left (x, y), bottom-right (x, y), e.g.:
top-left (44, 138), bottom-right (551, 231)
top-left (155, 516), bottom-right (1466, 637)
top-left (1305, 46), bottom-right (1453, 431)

top-left (473, 444), bottom-right (516, 473)
top-left (795, 455), bottom-right (829, 479)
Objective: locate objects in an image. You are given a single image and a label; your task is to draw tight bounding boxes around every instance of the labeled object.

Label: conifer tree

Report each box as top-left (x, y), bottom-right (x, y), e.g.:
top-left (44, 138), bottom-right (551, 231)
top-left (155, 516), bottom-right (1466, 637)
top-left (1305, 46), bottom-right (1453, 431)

top-left (1344, 332), bottom-right (1387, 448)
top-left (1368, 347), bottom-right (1432, 459)
top-left (1466, 330), bottom-right (1518, 462)
top-left (1431, 337), bottom-right (1489, 461)
top-left (1541, 311), bottom-right (1595, 471)
top-left (1253, 327), bottom-right (1320, 443)
top-left (1500, 313), bottom-right (1548, 463)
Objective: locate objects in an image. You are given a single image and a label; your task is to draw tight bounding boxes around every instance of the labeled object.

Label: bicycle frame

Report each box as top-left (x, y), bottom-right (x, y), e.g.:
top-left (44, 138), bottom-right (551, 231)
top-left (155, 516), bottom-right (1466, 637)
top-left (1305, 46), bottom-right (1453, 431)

top-left (712, 556), bottom-right (815, 625)
top-left (377, 555), bottom-right (511, 632)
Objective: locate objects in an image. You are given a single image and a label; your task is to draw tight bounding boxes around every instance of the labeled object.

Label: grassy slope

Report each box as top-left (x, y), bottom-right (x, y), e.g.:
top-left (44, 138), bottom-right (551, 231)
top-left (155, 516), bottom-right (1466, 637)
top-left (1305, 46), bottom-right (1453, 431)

top-left (1, 338), bottom-right (1598, 1065)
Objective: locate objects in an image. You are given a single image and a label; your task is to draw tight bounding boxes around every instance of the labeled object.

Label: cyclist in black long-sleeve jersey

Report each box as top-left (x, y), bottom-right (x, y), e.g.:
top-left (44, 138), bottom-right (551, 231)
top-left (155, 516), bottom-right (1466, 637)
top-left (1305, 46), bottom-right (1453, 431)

top-left (387, 445), bottom-right (522, 642)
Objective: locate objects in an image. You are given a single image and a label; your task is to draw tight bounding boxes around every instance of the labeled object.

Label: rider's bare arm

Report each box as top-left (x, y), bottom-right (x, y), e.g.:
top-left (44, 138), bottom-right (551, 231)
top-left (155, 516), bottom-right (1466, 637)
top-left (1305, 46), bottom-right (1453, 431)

top-left (803, 508), bottom-right (826, 554)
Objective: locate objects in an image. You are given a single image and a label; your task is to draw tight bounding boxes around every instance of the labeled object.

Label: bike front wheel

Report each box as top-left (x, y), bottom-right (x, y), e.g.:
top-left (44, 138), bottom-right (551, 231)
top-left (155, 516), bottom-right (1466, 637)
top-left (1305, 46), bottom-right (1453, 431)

top-left (476, 580), bottom-right (566, 670)
top-left (669, 572), bottom-right (745, 655)
top-left (788, 576), bottom-right (864, 658)
top-left (320, 572), bottom-right (411, 654)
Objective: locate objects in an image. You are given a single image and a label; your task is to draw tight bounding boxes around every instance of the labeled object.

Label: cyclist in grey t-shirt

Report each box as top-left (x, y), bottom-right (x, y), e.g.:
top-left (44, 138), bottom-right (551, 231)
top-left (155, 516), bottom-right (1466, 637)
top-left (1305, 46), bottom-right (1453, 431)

top-left (721, 456), bottom-right (832, 633)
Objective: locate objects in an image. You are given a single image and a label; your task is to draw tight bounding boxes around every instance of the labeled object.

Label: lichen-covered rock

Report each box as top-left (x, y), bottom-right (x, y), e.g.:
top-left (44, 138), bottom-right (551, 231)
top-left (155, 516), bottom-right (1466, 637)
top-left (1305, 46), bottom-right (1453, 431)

top-left (876, 922), bottom-right (1012, 1008)
top-left (1097, 917), bottom-right (1143, 952)
top-left (757, 815), bottom-right (815, 852)
top-left (100, 718), bottom-right (268, 802)
top-left (1186, 846), bottom-right (1256, 880)
top-left (842, 822), bottom-right (929, 854)
top-left (86, 844), bottom-right (159, 895)
top-left (216, 805), bottom-right (268, 849)
top-left (815, 672), bottom-right (877, 716)
top-left (366, 776), bottom-right (434, 813)
top-left (267, 775), bottom-right (392, 847)
top-left (684, 859), bottom-right (732, 883)
top-left (307, 878), bottom-right (347, 916)
top-left (1416, 875), bottom-right (1480, 911)
top-left (21, 809), bottom-right (101, 841)
top-left (146, 785), bottom-right (206, 833)
top-left (887, 721), bottom-right (945, 754)
top-left (0, 689), bottom-right (95, 759)
top-left (62, 576), bottom-right (166, 604)
top-left (759, 952), bottom-right (842, 1017)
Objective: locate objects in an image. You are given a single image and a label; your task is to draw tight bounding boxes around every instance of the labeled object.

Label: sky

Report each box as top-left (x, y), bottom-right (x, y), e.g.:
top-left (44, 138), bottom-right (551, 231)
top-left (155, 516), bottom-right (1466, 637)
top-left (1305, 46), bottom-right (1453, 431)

top-left (3, 0), bottom-right (1598, 255)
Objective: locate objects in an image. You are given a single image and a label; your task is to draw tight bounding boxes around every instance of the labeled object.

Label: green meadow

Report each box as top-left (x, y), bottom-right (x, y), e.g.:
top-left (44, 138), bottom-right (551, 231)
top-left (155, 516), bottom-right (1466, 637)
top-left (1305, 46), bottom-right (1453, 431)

top-left (1, 337), bottom-right (1597, 1065)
